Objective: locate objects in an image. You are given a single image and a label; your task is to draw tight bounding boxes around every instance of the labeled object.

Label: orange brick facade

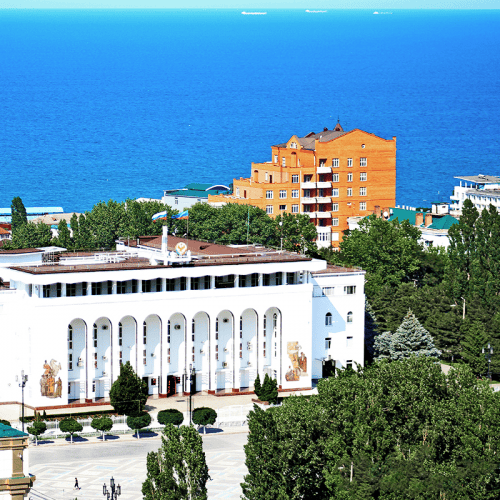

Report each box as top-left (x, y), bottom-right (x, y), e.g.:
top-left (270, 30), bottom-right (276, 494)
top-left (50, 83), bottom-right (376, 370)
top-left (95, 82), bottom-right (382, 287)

top-left (209, 124), bottom-right (396, 248)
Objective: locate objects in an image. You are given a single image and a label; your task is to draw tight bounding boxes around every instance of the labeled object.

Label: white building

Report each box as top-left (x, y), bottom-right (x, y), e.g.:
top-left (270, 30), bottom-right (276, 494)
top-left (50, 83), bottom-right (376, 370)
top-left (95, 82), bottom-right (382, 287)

top-left (0, 234), bottom-right (365, 408)
top-left (450, 175), bottom-right (500, 214)
top-left (162, 183), bottom-right (230, 212)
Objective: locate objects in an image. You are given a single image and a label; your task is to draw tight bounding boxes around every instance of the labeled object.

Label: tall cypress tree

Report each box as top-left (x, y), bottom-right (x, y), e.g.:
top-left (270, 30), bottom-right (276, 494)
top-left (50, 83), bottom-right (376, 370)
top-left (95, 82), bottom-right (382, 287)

top-left (10, 196), bottom-right (28, 234)
top-left (57, 219), bottom-right (72, 249)
top-left (460, 320), bottom-right (488, 376)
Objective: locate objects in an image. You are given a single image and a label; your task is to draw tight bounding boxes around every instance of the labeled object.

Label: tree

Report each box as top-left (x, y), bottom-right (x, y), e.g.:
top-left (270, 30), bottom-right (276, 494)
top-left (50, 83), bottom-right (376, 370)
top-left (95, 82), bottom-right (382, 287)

top-left (10, 196), bottom-right (27, 234)
top-left (91, 416), bottom-right (114, 441)
top-left (275, 212), bottom-right (318, 254)
top-left (258, 374), bottom-right (278, 404)
top-left (192, 407), bottom-right (217, 434)
top-left (59, 418), bottom-right (83, 444)
top-left (142, 423), bottom-right (209, 500)
top-left (253, 373), bottom-right (262, 399)
top-left (157, 409), bottom-right (184, 428)
top-left (0, 419), bottom-right (11, 426)
top-left (461, 320), bottom-right (488, 376)
top-left (109, 361), bottom-right (148, 416)
top-left (56, 219), bottom-right (72, 249)
top-left (28, 421), bottom-right (47, 446)
top-left (375, 310), bottom-right (441, 361)
top-left (127, 412), bottom-right (152, 439)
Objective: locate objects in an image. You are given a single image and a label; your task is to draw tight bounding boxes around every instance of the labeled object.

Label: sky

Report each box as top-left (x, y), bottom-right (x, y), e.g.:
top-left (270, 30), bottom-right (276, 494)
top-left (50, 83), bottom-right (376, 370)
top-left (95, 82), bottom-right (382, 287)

top-left (1, 0), bottom-right (499, 9)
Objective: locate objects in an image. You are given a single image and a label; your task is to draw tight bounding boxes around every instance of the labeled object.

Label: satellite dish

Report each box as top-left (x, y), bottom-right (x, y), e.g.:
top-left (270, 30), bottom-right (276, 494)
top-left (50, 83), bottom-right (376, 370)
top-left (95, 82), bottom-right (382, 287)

top-left (383, 211), bottom-right (389, 219)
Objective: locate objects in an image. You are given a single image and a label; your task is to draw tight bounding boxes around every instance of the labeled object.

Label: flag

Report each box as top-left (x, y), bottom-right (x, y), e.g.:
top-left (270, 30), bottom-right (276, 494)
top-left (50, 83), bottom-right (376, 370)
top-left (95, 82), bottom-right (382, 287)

top-left (172, 210), bottom-right (189, 220)
top-left (152, 211), bottom-right (169, 221)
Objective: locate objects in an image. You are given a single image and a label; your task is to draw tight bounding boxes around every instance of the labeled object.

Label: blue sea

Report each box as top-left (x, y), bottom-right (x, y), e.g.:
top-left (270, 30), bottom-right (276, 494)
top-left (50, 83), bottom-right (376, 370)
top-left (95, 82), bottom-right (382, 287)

top-left (0, 9), bottom-right (499, 213)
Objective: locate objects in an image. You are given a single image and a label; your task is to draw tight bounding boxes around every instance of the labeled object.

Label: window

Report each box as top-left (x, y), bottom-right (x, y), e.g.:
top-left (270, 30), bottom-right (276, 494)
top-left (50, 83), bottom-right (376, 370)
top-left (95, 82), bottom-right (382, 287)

top-left (142, 280), bottom-right (151, 293)
top-left (274, 154), bottom-right (278, 163)
top-left (68, 353), bottom-right (73, 371)
top-left (287, 272), bottom-right (296, 285)
top-left (118, 322), bottom-right (123, 346)
top-left (332, 232), bottom-right (339, 241)
top-left (94, 352), bottom-right (98, 369)
top-left (263, 274), bottom-right (271, 286)
top-left (292, 204), bottom-right (299, 213)
top-left (344, 286), bottom-right (356, 295)
top-left (347, 312), bottom-right (353, 323)
top-left (43, 285), bottom-right (50, 298)
top-left (56, 283), bottom-right (62, 297)
top-left (332, 158), bottom-right (339, 168)
top-left (265, 172), bottom-right (268, 181)
top-left (143, 321), bottom-right (147, 344)
top-left (304, 174), bottom-right (312, 182)
top-left (347, 173), bottom-right (353, 182)
top-left (360, 157), bottom-right (367, 167)
top-left (117, 281), bottom-right (126, 294)
top-left (319, 159), bottom-right (326, 167)
top-left (204, 275), bottom-right (211, 289)
top-left (282, 157), bottom-right (286, 167)
top-left (292, 190), bottom-right (299, 198)
top-left (67, 283), bottom-right (76, 296)
top-left (191, 277), bottom-right (199, 290)
top-left (325, 313), bottom-right (333, 326)
top-left (131, 280), bottom-right (138, 293)
top-left (236, 187), bottom-right (240, 197)
top-left (251, 273), bottom-right (259, 287)
top-left (279, 190), bottom-right (287, 199)
top-left (279, 204), bottom-right (286, 211)
top-left (333, 173), bottom-right (339, 183)
top-left (360, 187), bottom-right (367, 196)
top-left (318, 232), bottom-right (330, 241)
top-left (322, 287), bottom-right (334, 296)
top-left (92, 282), bottom-right (102, 295)
top-left (332, 189), bottom-right (339, 197)
top-left (325, 338), bottom-right (332, 349)
top-left (82, 282), bottom-right (87, 296)
top-left (275, 272), bottom-right (282, 285)
top-left (290, 142), bottom-right (297, 149)
top-left (119, 351), bottom-right (122, 366)
top-left (68, 325), bottom-right (73, 350)
top-left (346, 360), bottom-right (353, 369)
top-left (266, 190), bottom-right (273, 199)
top-left (332, 203), bottom-right (339, 212)
top-left (93, 324), bottom-right (98, 348)
top-left (360, 202), bottom-right (367, 211)
top-left (347, 158), bottom-right (353, 167)
top-left (266, 205), bottom-right (273, 215)
top-left (360, 172), bottom-right (367, 181)
top-left (332, 218), bottom-right (339, 226)
top-left (292, 174), bottom-right (299, 183)
top-left (143, 349), bottom-right (147, 365)
top-left (347, 188), bottom-right (353, 197)
top-left (166, 279), bottom-right (175, 291)
top-left (180, 277), bottom-right (187, 291)
top-left (304, 189), bottom-right (310, 198)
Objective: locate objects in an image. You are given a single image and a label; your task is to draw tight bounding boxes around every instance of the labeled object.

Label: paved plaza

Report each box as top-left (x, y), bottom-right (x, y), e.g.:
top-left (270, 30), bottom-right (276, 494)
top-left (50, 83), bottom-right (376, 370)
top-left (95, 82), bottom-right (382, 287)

top-left (29, 430), bottom-right (249, 500)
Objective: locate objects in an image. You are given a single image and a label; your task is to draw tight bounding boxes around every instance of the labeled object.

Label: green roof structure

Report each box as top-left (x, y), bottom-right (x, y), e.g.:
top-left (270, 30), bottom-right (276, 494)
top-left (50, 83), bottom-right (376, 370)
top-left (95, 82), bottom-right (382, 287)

top-left (0, 423), bottom-right (27, 438)
top-left (388, 208), bottom-right (458, 231)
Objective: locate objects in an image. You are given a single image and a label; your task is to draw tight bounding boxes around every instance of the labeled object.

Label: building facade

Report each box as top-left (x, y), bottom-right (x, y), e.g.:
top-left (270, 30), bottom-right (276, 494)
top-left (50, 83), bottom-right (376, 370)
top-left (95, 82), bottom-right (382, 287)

top-left (450, 175), bottom-right (500, 214)
top-left (162, 183), bottom-right (230, 212)
top-left (0, 235), bottom-right (365, 408)
top-left (208, 123), bottom-right (396, 248)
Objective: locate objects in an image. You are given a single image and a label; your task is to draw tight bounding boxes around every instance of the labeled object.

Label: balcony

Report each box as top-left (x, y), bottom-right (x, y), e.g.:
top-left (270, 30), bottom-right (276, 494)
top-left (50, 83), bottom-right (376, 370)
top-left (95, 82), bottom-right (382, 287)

top-left (301, 182), bottom-right (316, 189)
top-left (316, 196), bottom-right (331, 203)
top-left (316, 226), bottom-right (331, 233)
top-left (317, 181), bottom-right (331, 189)
top-left (302, 197), bottom-right (316, 204)
top-left (316, 211), bottom-right (331, 218)
top-left (306, 212), bottom-right (317, 219)
top-left (316, 166), bottom-right (332, 174)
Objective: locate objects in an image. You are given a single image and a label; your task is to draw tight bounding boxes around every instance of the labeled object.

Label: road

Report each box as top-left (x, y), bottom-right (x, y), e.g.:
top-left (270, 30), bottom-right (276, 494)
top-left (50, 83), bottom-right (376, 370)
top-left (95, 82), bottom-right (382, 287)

top-left (29, 431), bottom-right (249, 500)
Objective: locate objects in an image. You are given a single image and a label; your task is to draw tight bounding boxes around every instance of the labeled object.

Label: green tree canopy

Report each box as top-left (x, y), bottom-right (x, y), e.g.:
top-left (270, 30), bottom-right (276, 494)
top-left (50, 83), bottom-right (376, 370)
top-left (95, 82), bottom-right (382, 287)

top-left (461, 320), bottom-right (489, 376)
top-left (109, 361), bottom-right (148, 416)
top-left (10, 196), bottom-right (27, 234)
top-left (91, 416), bottom-right (114, 441)
top-left (258, 374), bottom-right (278, 404)
top-left (157, 409), bottom-right (184, 428)
top-left (56, 219), bottom-right (72, 249)
top-left (142, 423), bottom-right (209, 500)
top-left (127, 412), bottom-right (152, 439)
top-left (27, 421), bottom-right (47, 446)
top-left (192, 407), bottom-right (217, 433)
top-left (59, 418), bottom-right (83, 444)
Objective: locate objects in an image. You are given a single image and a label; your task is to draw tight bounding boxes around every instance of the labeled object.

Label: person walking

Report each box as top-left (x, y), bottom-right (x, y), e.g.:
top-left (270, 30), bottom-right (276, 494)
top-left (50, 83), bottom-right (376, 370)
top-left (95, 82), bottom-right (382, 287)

top-left (74, 478), bottom-right (80, 490)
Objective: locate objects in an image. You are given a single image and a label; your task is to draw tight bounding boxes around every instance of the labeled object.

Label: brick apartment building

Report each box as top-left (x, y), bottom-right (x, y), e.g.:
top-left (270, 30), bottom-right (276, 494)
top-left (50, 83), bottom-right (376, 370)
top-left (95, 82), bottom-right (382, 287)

top-left (209, 123), bottom-right (396, 248)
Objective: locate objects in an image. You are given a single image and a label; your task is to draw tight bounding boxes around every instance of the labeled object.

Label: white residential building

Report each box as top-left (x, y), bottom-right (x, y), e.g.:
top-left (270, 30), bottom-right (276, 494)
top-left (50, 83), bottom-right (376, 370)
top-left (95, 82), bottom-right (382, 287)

top-left (0, 234), bottom-right (365, 408)
top-left (450, 175), bottom-right (500, 214)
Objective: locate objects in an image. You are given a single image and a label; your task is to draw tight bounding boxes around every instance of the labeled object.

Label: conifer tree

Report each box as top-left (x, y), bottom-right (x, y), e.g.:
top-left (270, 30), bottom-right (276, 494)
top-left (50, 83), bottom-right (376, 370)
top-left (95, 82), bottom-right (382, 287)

top-left (373, 331), bottom-right (393, 360)
top-left (460, 320), bottom-right (488, 376)
top-left (10, 196), bottom-right (27, 234)
top-left (253, 373), bottom-right (262, 399)
top-left (364, 300), bottom-right (379, 362)
top-left (109, 361), bottom-right (148, 416)
top-left (142, 424), bottom-right (209, 500)
top-left (389, 310), bottom-right (441, 360)
top-left (259, 374), bottom-right (278, 404)
top-left (57, 219), bottom-right (72, 249)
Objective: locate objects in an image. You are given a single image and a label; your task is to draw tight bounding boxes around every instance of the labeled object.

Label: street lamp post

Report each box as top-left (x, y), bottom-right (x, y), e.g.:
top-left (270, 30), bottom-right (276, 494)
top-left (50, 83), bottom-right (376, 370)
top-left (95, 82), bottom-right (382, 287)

top-left (482, 343), bottom-right (494, 380)
top-left (103, 477), bottom-right (121, 500)
top-left (185, 364), bottom-right (196, 424)
top-left (18, 371), bottom-right (28, 433)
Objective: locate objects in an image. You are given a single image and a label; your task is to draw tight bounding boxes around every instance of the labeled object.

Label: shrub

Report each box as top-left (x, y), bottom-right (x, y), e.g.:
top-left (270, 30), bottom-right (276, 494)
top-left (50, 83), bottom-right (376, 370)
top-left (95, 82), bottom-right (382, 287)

top-left (192, 407), bottom-right (217, 433)
top-left (59, 418), bottom-right (83, 444)
top-left (28, 421), bottom-right (47, 446)
top-left (157, 409), bottom-right (184, 427)
top-left (127, 412), bottom-right (152, 439)
top-left (91, 416), bottom-right (114, 441)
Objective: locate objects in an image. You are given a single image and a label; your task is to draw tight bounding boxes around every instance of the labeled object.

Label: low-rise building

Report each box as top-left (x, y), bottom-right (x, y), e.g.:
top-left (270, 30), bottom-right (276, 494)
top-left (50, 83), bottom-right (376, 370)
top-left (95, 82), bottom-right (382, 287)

top-left (0, 233), bottom-right (365, 408)
top-left (450, 175), bottom-right (500, 214)
top-left (162, 183), bottom-right (230, 212)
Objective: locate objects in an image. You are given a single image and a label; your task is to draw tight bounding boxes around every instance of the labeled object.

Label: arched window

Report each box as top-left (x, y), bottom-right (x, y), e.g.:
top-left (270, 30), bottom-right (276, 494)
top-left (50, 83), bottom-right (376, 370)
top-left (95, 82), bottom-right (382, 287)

top-left (167, 320), bottom-right (171, 343)
top-left (240, 316), bottom-right (243, 339)
top-left (192, 319), bottom-right (196, 334)
top-left (263, 316), bottom-right (267, 337)
top-left (273, 313), bottom-right (278, 329)
top-left (143, 321), bottom-right (147, 335)
top-left (325, 313), bottom-right (332, 326)
top-left (347, 312), bottom-right (353, 323)
top-left (118, 322), bottom-right (123, 346)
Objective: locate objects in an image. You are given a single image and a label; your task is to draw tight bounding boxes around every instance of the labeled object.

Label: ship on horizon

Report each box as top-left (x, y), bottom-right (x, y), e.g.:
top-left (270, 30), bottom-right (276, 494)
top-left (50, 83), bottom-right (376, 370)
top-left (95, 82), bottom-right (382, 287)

top-left (306, 10), bottom-right (327, 13)
top-left (241, 11), bottom-right (267, 15)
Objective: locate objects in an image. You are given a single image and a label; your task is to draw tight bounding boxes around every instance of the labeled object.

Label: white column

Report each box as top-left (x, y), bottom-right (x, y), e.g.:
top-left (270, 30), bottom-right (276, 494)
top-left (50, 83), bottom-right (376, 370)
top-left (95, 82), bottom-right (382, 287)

top-left (162, 278), bottom-right (167, 292)
top-left (258, 273), bottom-right (263, 287)
top-left (186, 277), bottom-right (191, 291)
top-left (282, 271), bottom-right (286, 285)
top-left (234, 274), bottom-right (239, 288)
top-left (86, 282), bottom-right (92, 296)
top-left (61, 282), bottom-right (66, 297)
top-left (210, 275), bottom-right (215, 289)
top-left (112, 281), bottom-right (117, 294)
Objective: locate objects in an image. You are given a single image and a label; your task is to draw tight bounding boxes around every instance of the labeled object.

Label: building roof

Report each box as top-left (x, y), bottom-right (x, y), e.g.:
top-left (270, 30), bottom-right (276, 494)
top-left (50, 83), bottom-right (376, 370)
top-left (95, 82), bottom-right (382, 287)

top-left (389, 208), bottom-right (458, 231)
top-left (0, 227), bottom-right (9, 235)
top-left (454, 175), bottom-right (500, 184)
top-left (0, 248), bottom-right (44, 254)
top-left (165, 183), bottom-right (231, 198)
top-left (0, 423), bottom-right (27, 438)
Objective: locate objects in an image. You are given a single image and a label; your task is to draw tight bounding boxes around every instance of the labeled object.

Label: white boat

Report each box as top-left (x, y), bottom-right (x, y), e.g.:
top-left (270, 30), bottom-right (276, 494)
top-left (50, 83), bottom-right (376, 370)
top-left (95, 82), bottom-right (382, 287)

top-left (305, 10), bottom-right (327, 13)
top-left (241, 11), bottom-right (267, 15)
top-left (373, 11), bottom-right (379, 14)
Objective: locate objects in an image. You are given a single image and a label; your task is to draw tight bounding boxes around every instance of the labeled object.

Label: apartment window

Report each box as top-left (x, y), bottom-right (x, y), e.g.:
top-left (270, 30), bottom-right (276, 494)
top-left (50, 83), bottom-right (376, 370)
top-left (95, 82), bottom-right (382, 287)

top-left (131, 280), bottom-right (138, 293)
top-left (266, 190), bottom-right (273, 199)
top-left (279, 190), bottom-right (287, 199)
top-left (119, 351), bottom-right (122, 366)
top-left (332, 189), bottom-right (339, 197)
top-left (266, 205), bottom-right (273, 215)
top-left (251, 273), bottom-right (259, 287)
top-left (344, 286), bottom-right (356, 295)
top-left (56, 283), bottom-right (62, 297)
top-left (332, 218), bottom-right (339, 226)
top-left (347, 173), bottom-right (353, 182)
top-left (304, 174), bottom-right (312, 182)
top-left (94, 352), bottom-right (98, 369)
top-left (67, 283), bottom-right (76, 296)
top-left (347, 188), bottom-right (353, 197)
top-left (347, 312), bottom-right (353, 323)
top-left (274, 154), bottom-right (278, 163)
top-left (93, 324), bottom-right (98, 348)
top-left (360, 172), bottom-right (367, 181)
top-left (325, 313), bottom-right (333, 326)
top-left (319, 159), bottom-right (326, 167)
top-left (236, 187), bottom-right (240, 197)
top-left (292, 190), bottom-right (299, 198)
top-left (360, 157), bottom-right (367, 167)
top-left (263, 317), bottom-right (267, 337)
top-left (117, 281), bottom-right (126, 294)
top-left (360, 187), bottom-right (367, 196)
top-left (263, 274), bottom-right (271, 286)
top-left (92, 282), bottom-right (102, 295)
top-left (68, 326), bottom-right (73, 350)
top-left (318, 232), bottom-right (330, 241)
top-left (68, 353), bottom-right (73, 371)
top-left (118, 322), bottom-right (123, 346)
top-left (325, 338), bottom-right (332, 349)
top-left (333, 173), bottom-right (339, 183)
top-left (279, 205), bottom-right (286, 211)
top-left (180, 277), bottom-right (187, 291)
top-left (292, 204), bottom-right (299, 213)
top-left (332, 203), bottom-right (339, 212)
top-left (240, 317), bottom-right (243, 338)
top-left (143, 349), bottom-right (147, 365)
top-left (275, 273), bottom-right (282, 285)
top-left (43, 285), bottom-right (50, 298)
top-left (360, 202), bottom-right (367, 211)
top-left (292, 174), bottom-right (299, 183)
top-left (347, 158), bottom-right (353, 167)
top-left (287, 272), bottom-right (296, 285)
top-left (82, 282), bottom-right (87, 296)
top-left (142, 280), bottom-right (151, 293)
top-left (143, 321), bottom-right (147, 344)
top-left (322, 287), bottom-right (334, 296)
top-left (347, 336), bottom-right (353, 348)
top-left (290, 142), bottom-right (297, 149)
top-left (166, 279), bottom-right (175, 291)
top-left (107, 280), bottom-right (112, 294)
top-left (265, 172), bottom-right (268, 181)
top-left (282, 157), bottom-right (286, 167)
top-left (332, 158), bottom-right (339, 168)
top-left (191, 277), bottom-right (199, 290)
